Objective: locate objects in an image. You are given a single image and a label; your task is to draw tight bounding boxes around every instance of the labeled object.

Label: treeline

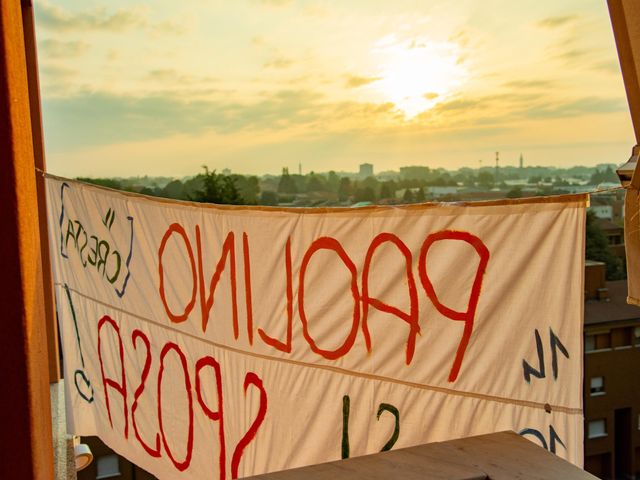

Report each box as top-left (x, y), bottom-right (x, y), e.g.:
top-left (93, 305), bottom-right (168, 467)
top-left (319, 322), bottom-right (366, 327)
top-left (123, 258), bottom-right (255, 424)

top-left (78, 168), bottom-right (448, 206)
top-left (78, 168), bottom-right (260, 205)
top-left (77, 164), bottom-right (620, 206)
top-left (275, 169), bottom-right (431, 203)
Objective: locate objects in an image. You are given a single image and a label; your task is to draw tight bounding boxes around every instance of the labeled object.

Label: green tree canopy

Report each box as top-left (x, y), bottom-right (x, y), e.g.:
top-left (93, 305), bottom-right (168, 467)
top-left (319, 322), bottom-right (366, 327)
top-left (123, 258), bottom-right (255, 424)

top-left (194, 166), bottom-right (244, 205)
top-left (585, 212), bottom-right (624, 280)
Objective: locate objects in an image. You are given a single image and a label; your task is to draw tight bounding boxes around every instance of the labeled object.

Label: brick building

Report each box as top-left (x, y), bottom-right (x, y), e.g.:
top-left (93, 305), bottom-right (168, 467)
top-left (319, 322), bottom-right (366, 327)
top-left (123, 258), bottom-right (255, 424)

top-left (584, 261), bottom-right (640, 479)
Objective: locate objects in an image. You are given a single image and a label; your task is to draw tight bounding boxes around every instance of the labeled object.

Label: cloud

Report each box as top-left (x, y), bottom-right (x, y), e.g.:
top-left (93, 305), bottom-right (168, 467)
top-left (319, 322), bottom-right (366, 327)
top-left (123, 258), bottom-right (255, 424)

top-left (537, 15), bottom-right (578, 29)
top-left (524, 97), bottom-right (627, 119)
top-left (555, 48), bottom-right (591, 63)
top-left (345, 75), bottom-right (381, 88)
top-left (39, 64), bottom-right (77, 80)
top-left (146, 69), bottom-right (218, 85)
top-left (39, 39), bottom-right (88, 58)
top-left (433, 92), bottom-right (543, 115)
top-left (251, 36), bottom-right (266, 47)
top-left (429, 93), bottom-right (625, 127)
top-left (263, 57), bottom-right (295, 69)
top-left (151, 20), bottom-right (187, 35)
top-left (502, 80), bottom-right (555, 89)
top-left (35, 2), bottom-right (184, 34)
top-left (250, 0), bottom-right (292, 6)
top-left (40, 88), bottom-right (403, 155)
top-left (591, 59), bottom-right (620, 74)
top-left (42, 89), bottom-right (327, 150)
top-left (36, 3), bottom-right (142, 31)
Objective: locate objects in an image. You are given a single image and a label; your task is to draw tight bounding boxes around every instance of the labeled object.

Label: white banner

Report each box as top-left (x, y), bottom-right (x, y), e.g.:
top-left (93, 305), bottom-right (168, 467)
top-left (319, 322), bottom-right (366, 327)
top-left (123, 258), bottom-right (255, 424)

top-left (46, 177), bottom-right (586, 479)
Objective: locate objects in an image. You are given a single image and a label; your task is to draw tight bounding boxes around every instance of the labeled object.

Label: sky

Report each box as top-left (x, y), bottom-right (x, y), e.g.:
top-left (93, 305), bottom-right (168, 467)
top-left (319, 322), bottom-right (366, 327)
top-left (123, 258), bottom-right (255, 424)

top-left (35, 0), bottom-right (635, 178)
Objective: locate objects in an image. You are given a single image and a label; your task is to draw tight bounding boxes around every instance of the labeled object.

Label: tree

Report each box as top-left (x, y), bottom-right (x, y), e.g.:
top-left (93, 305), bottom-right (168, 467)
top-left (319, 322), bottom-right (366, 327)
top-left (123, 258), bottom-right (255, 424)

top-left (477, 171), bottom-right (494, 189)
top-left (379, 182), bottom-right (394, 200)
top-left (278, 168), bottom-right (297, 194)
top-left (585, 212), bottom-right (624, 280)
top-left (327, 171), bottom-right (340, 193)
top-left (402, 188), bottom-right (414, 203)
top-left (589, 167), bottom-right (618, 185)
top-left (162, 179), bottom-right (185, 199)
top-left (220, 176), bottom-right (244, 204)
top-left (361, 175), bottom-right (380, 194)
top-left (338, 177), bottom-right (351, 201)
top-left (194, 166), bottom-right (244, 205)
top-left (354, 186), bottom-right (376, 202)
top-left (306, 172), bottom-right (327, 192)
top-left (236, 175), bottom-right (260, 204)
top-left (77, 177), bottom-right (122, 190)
top-left (259, 190), bottom-right (278, 206)
top-left (414, 187), bottom-right (425, 202)
top-left (506, 186), bottom-right (523, 198)
top-left (528, 175), bottom-right (542, 185)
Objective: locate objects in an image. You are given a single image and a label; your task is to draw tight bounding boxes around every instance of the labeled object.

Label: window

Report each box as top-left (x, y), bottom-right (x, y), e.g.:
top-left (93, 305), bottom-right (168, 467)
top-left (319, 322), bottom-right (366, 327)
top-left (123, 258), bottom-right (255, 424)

top-left (96, 455), bottom-right (121, 480)
top-left (586, 332), bottom-right (611, 352)
top-left (634, 327), bottom-right (640, 346)
top-left (612, 327), bottom-right (632, 349)
top-left (588, 419), bottom-right (607, 439)
top-left (595, 332), bottom-right (611, 350)
top-left (590, 377), bottom-right (605, 396)
top-left (608, 234), bottom-right (622, 246)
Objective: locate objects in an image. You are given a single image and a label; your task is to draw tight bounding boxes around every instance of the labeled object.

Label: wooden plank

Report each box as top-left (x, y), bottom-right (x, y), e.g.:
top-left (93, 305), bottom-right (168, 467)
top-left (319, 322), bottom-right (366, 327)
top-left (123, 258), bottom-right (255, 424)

top-left (250, 444), bottom-right (486, 480)
top-left (0, 0), bottom-right (55, 478)
top-left (439, 431), bottom-right (599, 480)
top-left (21, 0), bottom-right (60, 383)
top-left (247, 432), bottom-right (597, 480)
top-left (608, 0), bottom-right (640, 143)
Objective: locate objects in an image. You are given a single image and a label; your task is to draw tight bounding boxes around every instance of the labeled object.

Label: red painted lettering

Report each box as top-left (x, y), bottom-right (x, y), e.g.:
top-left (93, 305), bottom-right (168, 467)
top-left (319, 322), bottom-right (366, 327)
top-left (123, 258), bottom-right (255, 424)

top-left (131, 329), bottom-right (160, 458)
top-left (97, 315), bottom-right (128, 438)
top-left (231, 372), bottom-right (267, 479)
top-left (258, 237), bottom-right (293, 353)
top-left (158, 342), bottom-right (194, 471)
top-left (418, 230), bottom-right (490, 382)
top-left (158, 223), bottom-right (197, 323)
top-left (196, 228), bottom-right (238, 335)
top-left (195, 356), bottom-right (226, 480)
top-left (361, 233), bottom-right (419, 364)
top-left (298, 237), bottom-right (360, 360)
top-left (242, 233), bottom-right (254, 345)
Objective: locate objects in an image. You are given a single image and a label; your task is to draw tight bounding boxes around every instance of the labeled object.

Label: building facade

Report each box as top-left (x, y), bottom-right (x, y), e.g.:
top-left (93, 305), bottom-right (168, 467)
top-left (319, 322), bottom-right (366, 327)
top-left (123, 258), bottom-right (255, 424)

top-left (584, 261), bottom-right (640, 479)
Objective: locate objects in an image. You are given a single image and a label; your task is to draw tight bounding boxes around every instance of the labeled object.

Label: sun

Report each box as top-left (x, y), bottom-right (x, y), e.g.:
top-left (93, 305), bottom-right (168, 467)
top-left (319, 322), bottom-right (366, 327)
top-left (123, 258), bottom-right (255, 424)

top-left (372, 37), bottom-right (467, 118)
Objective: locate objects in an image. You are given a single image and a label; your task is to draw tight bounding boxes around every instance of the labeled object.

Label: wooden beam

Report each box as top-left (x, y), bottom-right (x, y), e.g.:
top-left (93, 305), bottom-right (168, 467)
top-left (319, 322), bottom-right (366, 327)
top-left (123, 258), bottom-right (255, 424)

top-left (0, 0), bottom-right (55, 478)
top-left (21, 0), bottom-right (60, 383)
top-left (247, 432), bottom-right (597, 480)
top-left (608, 0), bottom-right (640, 143)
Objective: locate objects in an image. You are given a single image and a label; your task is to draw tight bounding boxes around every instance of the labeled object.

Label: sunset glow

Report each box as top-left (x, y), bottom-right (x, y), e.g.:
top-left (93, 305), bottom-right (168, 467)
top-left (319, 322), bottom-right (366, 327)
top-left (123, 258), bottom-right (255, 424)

top-left (373, 37), bottom-right (467, 118)
top-left (33, 0), bottom-right (633, 177)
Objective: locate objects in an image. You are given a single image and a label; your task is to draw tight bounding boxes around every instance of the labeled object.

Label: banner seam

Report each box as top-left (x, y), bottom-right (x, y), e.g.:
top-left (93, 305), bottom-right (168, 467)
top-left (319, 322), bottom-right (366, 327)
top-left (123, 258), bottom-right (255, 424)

top-left (58, 284), bottom-right (583, 416)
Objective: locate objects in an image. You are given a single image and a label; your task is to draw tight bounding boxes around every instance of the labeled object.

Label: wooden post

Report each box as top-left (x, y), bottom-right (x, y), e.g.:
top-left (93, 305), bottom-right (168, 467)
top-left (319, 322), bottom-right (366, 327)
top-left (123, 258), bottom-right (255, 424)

top-left (21, 0), bottom-right (60, 383)
top-left (608, 0), bottom-right (640, 144)
top-left (0, 0), bottom-right (55, 478)
top-left (610, 0), bottom-right (640, 363)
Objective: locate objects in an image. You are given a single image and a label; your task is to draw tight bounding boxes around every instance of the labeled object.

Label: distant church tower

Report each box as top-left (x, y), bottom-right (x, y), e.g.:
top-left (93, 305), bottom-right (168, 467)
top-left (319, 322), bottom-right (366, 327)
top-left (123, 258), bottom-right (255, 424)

top-left (519, 153), bottom-right (524, 170)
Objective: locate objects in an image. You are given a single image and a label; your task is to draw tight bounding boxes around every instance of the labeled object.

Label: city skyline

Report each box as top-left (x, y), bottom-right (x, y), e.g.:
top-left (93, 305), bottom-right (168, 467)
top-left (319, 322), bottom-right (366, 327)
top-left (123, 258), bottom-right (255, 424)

top-left (35, 0), bottom-right (634, 178)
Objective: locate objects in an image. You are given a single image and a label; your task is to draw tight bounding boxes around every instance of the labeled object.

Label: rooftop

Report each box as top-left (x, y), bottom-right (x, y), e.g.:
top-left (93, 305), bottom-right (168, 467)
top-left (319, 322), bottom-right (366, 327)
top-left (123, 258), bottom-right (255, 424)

top-left (585, 280), bottom-right (640, 325)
